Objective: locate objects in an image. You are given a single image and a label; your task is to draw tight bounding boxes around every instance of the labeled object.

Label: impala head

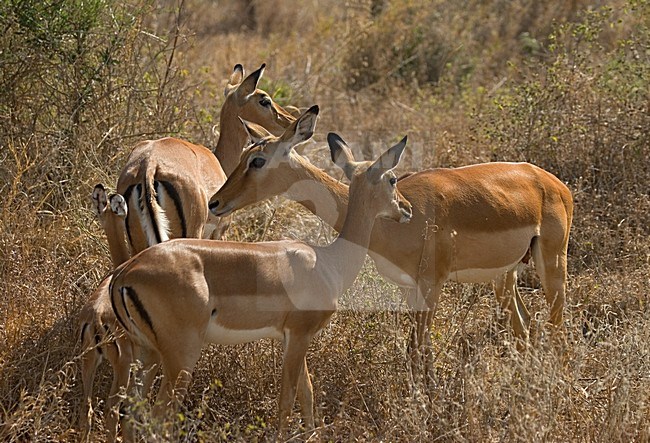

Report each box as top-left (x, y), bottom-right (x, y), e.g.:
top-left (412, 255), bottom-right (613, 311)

top-left (221, 63), bottom-right (296, 135)
top-left (328, 133), bottom-right (412, 223)
top-left (209, 105), bottom-right (320, 217)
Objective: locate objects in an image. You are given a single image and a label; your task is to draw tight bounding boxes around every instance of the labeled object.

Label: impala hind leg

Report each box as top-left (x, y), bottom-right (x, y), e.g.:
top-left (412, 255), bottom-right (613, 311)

top-left (296, 357), bottom-right (315, 431)
top-left (105, 335), bottom-right (134, 443)
top-left (152, 345), bottom-right (201, 423)
top-left (79, 336), bottom-right (102, 436)
top-left (117, 345), bottom-right (160, 443)
top-left (494, 268), bottom-right (531, 345)
top-left (531, 238), bottom-right (567, 330)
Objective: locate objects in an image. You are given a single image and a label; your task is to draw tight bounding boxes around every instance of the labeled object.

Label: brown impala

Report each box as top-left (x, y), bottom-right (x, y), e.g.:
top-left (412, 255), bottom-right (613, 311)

top-left (209, 113), bottom-right (574, 371)
top-left (109, 106), bottom-right (413, 437)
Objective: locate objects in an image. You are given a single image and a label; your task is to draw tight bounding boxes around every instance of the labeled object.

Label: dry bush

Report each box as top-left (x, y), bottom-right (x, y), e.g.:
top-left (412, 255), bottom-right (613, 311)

top-left (1, 0), bottom-right (649, 441)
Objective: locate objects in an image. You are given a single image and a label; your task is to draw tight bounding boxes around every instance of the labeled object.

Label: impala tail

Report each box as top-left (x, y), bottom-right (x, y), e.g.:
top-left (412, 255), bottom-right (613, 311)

top-left (124, 161), bottom-right (172, 248)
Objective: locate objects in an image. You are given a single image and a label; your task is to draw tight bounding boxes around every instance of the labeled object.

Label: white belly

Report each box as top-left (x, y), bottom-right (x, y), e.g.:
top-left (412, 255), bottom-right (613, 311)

top-left (449, 259), bottom-right (521, 283)
top-left (205, 322), bottom-right (283, 345)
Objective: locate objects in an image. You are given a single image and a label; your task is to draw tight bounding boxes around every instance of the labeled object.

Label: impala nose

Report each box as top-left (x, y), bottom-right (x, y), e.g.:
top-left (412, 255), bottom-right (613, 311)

top-left (209, 200), bottom-right (219, 213)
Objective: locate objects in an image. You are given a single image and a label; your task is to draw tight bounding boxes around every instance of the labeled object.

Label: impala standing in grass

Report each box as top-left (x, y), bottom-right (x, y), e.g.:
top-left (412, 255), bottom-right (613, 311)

top-left (79, 63), bottom-right (298, 439)
top-left (209, 117), bottom-right (574, 372)
top-left (109, 106), bottom-right (413, 437)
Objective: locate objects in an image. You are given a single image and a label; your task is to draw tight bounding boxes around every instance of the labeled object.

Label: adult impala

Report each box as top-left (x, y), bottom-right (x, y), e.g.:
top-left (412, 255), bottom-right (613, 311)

top-left (114, 63), bottom-right (296, 256)
top-left (109, 106), bottom-right (413, 437)
top-left (79, 185), bottom-right (158, 441)
top-left (209, 118), bottom-right (574, 368)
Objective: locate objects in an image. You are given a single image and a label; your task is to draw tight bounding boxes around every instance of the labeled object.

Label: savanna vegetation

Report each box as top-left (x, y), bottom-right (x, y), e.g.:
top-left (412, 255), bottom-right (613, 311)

top-left (1, 0), bottom-right (648, 441)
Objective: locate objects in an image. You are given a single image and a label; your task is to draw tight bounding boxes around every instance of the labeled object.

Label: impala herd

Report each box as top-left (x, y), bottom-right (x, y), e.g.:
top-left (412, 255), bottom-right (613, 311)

top-left (77, 63), bottom-right (573, 441)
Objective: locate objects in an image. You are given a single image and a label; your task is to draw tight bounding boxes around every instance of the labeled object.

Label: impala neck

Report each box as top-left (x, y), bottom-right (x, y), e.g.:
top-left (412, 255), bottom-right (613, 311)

top-left (322, 184), bottom-right (377, 291)
top-left (214, 112), bottom-right (249, 177)
top-left (286, 153), bottom-right (350, 232)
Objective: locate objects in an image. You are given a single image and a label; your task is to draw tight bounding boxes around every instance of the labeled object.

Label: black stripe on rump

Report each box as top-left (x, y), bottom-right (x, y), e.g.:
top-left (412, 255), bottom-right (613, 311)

top-left (143, 182), bottom-right (162, 244)
top-left (80, 323), bottom-right (88, 343)
top-left (123, 286), bottom-right (156, 339)
top-left (110, 283), bottom-right (129, 331)
top-left (159, 180), bottom-right (187, 238)
top-left (122, 185), bottom-right (136, 247)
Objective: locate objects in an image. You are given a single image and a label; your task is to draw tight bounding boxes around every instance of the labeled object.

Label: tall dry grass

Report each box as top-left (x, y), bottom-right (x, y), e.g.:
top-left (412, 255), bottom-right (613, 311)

top-left (1, 0), bottom-right (649, 441)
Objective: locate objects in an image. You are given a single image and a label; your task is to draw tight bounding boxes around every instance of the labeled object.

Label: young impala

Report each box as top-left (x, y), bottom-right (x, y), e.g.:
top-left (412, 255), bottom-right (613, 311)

top-left (109, 106), bottom-right (413, 437)
top-left (208, 115), bottom-right (574, 371)
top-left (78, 185), bottom-right (158, 441)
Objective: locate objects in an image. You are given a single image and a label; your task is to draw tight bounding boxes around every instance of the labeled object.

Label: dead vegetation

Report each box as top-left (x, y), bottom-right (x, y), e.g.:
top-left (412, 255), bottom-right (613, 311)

top-left (1, 0), bottom-right (649, 441)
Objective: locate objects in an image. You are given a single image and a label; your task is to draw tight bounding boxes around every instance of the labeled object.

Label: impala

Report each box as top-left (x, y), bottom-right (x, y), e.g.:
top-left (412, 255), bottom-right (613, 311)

top-left (79, 185), bottom-right (158, 441)
top-left (83, 65), bottom-right (296, 439)
top-left (113, 63), bottom-right (296, 257)
top-left (109, 106), bottom-right (413, 436)
top-left (208, 118), bottom-right (574, 369)
top-left (215, 63), bottom-right (297, 175)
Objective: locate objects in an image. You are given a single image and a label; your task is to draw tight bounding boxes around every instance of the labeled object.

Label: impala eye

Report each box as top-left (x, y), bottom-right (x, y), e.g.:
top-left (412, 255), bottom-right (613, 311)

top-left (259, 96), bottom-right (272, 107)
top-left (250, 157), bottom-right (266, 169)
top-left (389, 177), bottom-right (397, 186)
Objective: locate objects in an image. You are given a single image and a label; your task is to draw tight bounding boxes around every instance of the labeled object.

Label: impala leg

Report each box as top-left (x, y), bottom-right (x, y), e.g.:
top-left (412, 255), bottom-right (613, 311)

top-left (494, 268), bottom-right (530, 346)
top-left (119, 341), bottom-right (160, 442)
top-left (136, 345), bottom-right (160, 400)
top-left (405, 282), bottom-right (440, 384)
top-left (532, 239), bottom-right (567, 330)
top-left (278, 332), bottom-right (312, 438)
top-left (79, 343), bottom-right (102, 436)
top-left (296, 357), bottom-right (315, 431)
top-left (105, 336), bottom-right (133, 443)
top-left (152, 345), bottom-right (201, 423)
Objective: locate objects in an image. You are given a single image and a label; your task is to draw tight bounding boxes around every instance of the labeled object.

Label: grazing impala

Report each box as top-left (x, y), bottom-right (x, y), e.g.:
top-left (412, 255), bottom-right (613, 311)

top-left (79, 185), bottom-right (158, 441)
top-left (109, 106), bottom-right (413, 436)
top-left (208, 117), bottom-right (574, 369)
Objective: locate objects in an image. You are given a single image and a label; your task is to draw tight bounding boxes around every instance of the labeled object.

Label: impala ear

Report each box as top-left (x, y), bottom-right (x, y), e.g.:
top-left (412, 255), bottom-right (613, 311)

top-left (327, 133), bottom-right (360, 180)
top-left (240, 118), bottom-right (272, 144)
top-left (237, 63), bottom-right (265, 97)
top-left (224, 64), bottom-right (245, 97)
top-left (281, 105), bottom-right (319, 146)
top-left (368, 136), bottom-right (407, 180)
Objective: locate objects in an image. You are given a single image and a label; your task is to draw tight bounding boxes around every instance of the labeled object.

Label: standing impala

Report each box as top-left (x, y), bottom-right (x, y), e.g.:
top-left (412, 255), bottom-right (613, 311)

top-left (78, 185), bottom-right (158, 441)
top-left (209, 116), bottom-right (574, 369)
top-left (114, 63), bottom-right (296, 257)
top-left (109, 106), bottom-right (413, 437)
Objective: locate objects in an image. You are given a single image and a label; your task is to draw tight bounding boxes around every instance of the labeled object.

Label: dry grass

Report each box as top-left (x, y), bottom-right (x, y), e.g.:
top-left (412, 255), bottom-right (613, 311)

top-left (1, 0), bottom-right (649, 441)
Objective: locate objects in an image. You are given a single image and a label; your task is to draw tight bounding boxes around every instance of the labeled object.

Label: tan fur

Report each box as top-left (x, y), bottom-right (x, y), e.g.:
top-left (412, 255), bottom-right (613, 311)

top-left (215, 63), bottom-right (296, 175)
top-left (210, 131), bottom-right (574, 369)
top-left (81, 187), bottom-right (159, 442)
top-left (109, 111), bottom-right (413, 437)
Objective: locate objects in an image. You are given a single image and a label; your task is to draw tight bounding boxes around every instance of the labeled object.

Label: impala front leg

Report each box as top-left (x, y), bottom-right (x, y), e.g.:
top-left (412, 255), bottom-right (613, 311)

top-left (296, 357), bottom-right (315, 431)
top-left (278, 331), bottom-right (312, 439)
top-left (405, 281), bottom-right (439, 384)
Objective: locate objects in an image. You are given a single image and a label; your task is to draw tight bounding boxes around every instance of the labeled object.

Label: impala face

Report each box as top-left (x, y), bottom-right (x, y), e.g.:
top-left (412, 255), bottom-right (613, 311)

top-left (222, 63), bottom-right (296, 137)
top-left (209, 105), bottom-right (320, 217)
top-left (329, 132), bottom-right (413, 225)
